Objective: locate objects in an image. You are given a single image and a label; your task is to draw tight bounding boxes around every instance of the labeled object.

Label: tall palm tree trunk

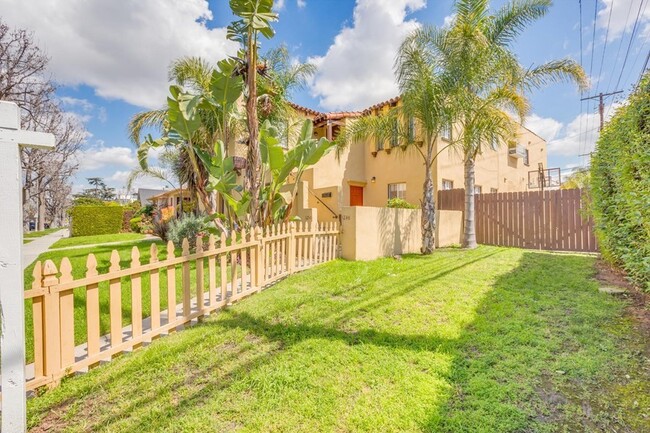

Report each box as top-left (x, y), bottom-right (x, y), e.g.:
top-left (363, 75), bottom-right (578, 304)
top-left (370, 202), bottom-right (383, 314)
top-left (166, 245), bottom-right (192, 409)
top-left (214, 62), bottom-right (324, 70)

top-left (421, 142), bottom-right (436, 254)
top-left (463, 156), bottom-right (478, 248)
top-left (245, 28), bottom-right (261, 227)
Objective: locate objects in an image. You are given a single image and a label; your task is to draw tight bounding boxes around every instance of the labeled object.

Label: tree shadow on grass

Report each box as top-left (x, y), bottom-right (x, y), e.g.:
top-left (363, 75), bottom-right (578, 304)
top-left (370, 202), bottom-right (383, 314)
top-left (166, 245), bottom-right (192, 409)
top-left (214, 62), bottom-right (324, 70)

top-left (31, 248), bottom-right (636, 433)
top-left (418, 252), bottom-right (645, 433)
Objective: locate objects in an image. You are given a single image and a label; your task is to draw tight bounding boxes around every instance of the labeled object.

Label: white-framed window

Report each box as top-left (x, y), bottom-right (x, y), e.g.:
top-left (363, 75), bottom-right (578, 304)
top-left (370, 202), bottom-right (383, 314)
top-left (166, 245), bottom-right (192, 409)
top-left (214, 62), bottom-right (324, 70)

top-left (524, 148), bottom-right (530, 166)
top-left (474, 185), bottom-right (482, 194)
top-left (442, 179), bottom-right (454, 190)
top-left (441, 123), bottom-right (452, 141)
top-left (388, 182), bottom-right (406, 200)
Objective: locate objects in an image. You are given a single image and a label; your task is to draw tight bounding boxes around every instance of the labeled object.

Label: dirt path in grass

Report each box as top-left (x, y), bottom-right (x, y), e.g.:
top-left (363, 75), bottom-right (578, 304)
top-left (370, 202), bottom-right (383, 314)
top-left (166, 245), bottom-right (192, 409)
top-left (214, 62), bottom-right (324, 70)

top-left (539, 260), bottom-right (650, 432)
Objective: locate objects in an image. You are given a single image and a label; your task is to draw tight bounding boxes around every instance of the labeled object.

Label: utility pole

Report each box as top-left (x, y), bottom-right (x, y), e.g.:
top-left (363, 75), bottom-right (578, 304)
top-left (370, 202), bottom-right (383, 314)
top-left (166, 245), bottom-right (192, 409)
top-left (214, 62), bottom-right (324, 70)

top-left (581, 90), bottom-right (623, 131)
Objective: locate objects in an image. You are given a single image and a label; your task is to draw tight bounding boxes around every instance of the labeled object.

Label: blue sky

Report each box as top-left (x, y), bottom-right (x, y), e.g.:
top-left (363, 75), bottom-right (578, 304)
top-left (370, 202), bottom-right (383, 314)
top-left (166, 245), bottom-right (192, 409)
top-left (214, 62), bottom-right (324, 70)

top-left (2, 0), bottom-right (648, 193)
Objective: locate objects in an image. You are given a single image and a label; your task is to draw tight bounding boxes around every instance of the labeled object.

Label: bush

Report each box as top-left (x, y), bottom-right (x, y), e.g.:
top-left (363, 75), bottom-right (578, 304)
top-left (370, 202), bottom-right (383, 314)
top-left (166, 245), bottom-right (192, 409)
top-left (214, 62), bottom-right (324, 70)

top-left (135, 204), bottom-right (154, 218)
top-left (69, 206), bottom-right (124, 237)
top-left (168, 214), bottom-right (207, 250)
top-left (122, 210), bottom-right (135, 232)
top-left (130, 216), bottom-right (143, 232)
top-left (591, 73), bottom-right (650, 291)
top-left (387, 198), bottom-right (418, 209)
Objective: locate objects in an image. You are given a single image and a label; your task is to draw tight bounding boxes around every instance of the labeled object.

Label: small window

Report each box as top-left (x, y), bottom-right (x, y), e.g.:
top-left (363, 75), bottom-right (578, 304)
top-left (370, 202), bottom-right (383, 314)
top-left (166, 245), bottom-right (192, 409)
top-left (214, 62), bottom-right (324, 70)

top-left (388, 182), bottom-right (406, 200)
top-left (474, 185), bottom-right (482, 194)
top-left (490, 188), bottom-right (498, 194)
top-left (391, 119), bottom-right (399, 147)
top-left (441, 123), bottom-right (452, 141)
top-left (442, 179), bottom-right (454, 190)
top-left (376, 136), bottom-right (384, 151)
top-left (490, 135), bottom-right (498, 150)
top-left (408, 116), bottom-right (415, 141)
top-left (524, 149), bottom-right (530, 166)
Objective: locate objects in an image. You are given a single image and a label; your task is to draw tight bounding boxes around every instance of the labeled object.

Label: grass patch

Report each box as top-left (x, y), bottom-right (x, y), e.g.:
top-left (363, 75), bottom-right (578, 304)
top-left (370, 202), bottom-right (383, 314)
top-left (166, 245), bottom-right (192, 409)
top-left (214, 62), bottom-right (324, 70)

top-left (24, 239), bottom-right (33, 244)
top-left (50, 233), bottom-right (147, 249)
top-left (27, 247), bottom-right (649, 432)
top-left (24, 227), bottom-right (62, 238)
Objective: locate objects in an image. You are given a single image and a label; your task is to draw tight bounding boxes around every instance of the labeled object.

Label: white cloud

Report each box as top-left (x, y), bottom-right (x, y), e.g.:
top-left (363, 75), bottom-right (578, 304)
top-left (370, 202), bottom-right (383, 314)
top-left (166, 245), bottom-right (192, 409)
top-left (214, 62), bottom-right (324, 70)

top-left (78, 145), bottom-right (137, 171)
top-left (528, 101), bottom-right (624, 158)
top-left (60, 97), bottom-right (94, 112)
top-left (598, 0), bottom-right (650, 40)
top-left (525, 114), bottom-right (564, 141)
top-left (1, 0), bottom-right (239, 109)
top-left (275, 0), bottom-right (286, 10)
top-left (297, 0), bottom-right (307, 8)
top-left (309, 0), bottom-right (426, 111)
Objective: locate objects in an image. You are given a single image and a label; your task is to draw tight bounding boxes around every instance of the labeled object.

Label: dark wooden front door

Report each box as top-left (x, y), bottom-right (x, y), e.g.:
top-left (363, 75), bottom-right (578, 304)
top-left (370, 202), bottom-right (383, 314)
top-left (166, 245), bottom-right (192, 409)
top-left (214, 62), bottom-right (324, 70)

top-left (350, 185), bottom-right (364, 206)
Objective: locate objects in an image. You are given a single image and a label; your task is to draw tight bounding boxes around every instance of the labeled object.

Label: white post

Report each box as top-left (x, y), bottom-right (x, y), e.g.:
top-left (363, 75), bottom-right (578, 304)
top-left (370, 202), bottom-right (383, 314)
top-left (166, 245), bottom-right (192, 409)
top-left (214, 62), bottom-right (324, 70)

top-left (0, 101), bottom-right (54, 433)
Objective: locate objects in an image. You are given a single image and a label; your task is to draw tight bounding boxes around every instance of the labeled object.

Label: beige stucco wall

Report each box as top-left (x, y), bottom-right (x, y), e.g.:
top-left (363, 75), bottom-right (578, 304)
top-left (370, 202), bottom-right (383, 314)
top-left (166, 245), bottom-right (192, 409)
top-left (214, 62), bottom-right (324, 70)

top-left (340, 206), bottom-right (463, 261)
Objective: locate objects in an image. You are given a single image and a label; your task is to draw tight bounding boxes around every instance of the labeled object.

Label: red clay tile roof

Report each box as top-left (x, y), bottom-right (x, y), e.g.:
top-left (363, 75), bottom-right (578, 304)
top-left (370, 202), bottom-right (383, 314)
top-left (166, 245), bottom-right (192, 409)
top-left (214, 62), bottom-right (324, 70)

top-left (288, 96), bottom-right (401, 121)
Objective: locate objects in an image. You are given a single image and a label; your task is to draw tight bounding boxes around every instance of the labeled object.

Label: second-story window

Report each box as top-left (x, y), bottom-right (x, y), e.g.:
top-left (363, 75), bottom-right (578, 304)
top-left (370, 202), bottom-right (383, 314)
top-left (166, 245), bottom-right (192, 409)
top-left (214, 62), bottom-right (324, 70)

top-left (376, 136), bottom-right (384, 151)
top-left (441, 123), bottom-right (452, 141)
top-left (408, 116), bottom-right (415, 142)
top-left (442, 179), bottom-right (454, 190)
top-left (391, 119), bottom-right (399, 147)
top-left (524, 149), bottom-right (530, 166)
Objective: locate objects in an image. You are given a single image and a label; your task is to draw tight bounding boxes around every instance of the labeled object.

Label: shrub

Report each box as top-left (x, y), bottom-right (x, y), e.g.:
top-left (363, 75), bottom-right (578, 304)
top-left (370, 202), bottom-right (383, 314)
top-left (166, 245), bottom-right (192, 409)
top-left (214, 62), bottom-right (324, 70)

top-left (69, 206), bottom-right (124, 237)
top-left (130, 216), bottom-right (143, 233)
top-left (387, 198), bottom-right (418, 209)
top-left (135, 204), bottom-right (154, 217)
top-left (168, 213), bottom-right (207, 250)
top-left (591, 73), bottom-right (650, 291)
top-left (122, 210), bottom-right (135, 232)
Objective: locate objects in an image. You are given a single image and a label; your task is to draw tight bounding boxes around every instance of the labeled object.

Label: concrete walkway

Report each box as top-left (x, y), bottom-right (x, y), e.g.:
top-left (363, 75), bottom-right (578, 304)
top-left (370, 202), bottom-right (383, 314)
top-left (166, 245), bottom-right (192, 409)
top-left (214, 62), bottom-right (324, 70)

top-left (22, 229), bottom-right (68, 270)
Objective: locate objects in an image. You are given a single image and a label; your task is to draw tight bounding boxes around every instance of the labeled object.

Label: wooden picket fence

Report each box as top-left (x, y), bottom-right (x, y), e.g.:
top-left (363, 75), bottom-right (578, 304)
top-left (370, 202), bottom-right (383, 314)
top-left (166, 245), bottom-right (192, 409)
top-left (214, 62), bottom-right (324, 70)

top-left (438, 188), bottom-right (597, 252)
top-left (24, 221), bottom-right (339, 391)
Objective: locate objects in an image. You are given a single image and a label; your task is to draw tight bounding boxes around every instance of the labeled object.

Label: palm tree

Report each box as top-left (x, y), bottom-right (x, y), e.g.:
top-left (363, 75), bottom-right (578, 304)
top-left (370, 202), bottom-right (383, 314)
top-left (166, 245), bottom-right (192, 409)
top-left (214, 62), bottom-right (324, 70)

top-left (336, 26), bottom-right (457, 254)
top-left (441, 0), bottom-right (587, 248)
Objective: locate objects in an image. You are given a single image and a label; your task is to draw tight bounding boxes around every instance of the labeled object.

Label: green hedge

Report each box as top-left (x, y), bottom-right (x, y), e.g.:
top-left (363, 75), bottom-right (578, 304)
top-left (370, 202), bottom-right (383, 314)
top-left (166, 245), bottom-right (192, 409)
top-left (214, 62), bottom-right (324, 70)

top-left (69, 206), bottom-right (124, 237)
top-left (591, 74), bottom-right (650, 291)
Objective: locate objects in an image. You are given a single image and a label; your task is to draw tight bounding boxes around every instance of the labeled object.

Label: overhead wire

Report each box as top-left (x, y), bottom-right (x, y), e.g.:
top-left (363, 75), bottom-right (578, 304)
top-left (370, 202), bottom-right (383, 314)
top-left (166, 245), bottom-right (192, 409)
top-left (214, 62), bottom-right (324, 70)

top-left (614, 0), bottom-right (647, 90)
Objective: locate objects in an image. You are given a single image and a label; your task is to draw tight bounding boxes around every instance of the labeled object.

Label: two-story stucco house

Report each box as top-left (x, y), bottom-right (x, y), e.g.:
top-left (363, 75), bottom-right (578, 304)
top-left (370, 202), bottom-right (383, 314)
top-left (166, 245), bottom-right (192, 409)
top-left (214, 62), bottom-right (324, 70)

top-left (289, 97), bottom-right (548, 223)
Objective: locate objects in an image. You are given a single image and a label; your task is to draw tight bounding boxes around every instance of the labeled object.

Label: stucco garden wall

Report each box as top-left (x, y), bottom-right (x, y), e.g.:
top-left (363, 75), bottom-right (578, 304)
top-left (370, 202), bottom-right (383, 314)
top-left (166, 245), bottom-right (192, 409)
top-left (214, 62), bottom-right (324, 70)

top-left (339, 206), bottom-right (463, 261)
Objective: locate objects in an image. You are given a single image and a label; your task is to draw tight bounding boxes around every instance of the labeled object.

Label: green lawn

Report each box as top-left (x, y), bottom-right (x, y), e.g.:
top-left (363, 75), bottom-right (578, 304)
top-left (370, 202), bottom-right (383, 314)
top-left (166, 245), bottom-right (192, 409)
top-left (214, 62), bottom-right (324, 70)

top-left (27, 247), bottom-right (649, 432)
top-left (24, 227), bottom-right (63, 238)
top-left (49, 233), bottom-right (147, 249)
top-left (23, 238), bottom-right (221, 363)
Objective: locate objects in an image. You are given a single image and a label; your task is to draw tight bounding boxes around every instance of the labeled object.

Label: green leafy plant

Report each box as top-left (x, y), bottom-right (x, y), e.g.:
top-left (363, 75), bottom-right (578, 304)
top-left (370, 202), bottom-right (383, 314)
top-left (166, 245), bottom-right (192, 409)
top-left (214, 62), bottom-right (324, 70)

top-left (387, 198), bottom-right (418, 209)
top-left (168, 213), bottom-right (208, 250)
top-left (591, 74), bottom-right (650, 291)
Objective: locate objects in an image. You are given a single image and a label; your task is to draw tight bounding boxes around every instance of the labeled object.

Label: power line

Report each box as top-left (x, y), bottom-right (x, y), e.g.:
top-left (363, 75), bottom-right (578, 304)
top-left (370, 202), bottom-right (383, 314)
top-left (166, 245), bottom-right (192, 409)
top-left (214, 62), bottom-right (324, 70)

top-left (578, 0), bottom-right (586, 164)
top-left (596, 0), bottom-right (615, 91)
top-left (615, 0), bottom-right (646, 90)
top-left (604, 0), bottom-right (636, 94)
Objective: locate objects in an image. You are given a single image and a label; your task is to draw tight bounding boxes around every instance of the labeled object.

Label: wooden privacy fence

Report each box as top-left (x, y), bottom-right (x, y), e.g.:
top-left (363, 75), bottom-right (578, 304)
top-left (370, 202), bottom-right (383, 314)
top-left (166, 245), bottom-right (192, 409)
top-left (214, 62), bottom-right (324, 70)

top-left (438, 188), bottom-right (597, 252)
top-left (24, 222), bottom-right (339, 391)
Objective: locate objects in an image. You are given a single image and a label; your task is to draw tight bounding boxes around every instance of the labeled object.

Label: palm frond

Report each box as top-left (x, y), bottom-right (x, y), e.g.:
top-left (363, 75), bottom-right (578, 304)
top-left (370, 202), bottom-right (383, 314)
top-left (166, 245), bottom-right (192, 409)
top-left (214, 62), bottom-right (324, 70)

top-left (128, 109), bottom-right (167, 146)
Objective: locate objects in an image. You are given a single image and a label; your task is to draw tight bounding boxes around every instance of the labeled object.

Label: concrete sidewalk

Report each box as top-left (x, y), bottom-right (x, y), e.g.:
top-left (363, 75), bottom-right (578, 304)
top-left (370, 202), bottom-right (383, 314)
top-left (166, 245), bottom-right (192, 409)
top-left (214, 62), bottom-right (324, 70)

top-left (22, 229), bottom-right (68, 270)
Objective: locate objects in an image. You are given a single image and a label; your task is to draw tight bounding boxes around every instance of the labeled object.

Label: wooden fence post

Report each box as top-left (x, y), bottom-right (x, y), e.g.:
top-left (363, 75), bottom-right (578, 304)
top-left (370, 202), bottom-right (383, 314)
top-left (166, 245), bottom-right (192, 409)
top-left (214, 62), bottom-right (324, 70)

top-left (42, 259), bottom-right (61, 386)
top-left (58, 258), bottom-right (75, 369)
top-left (288, 222), bottom-right (296, 273)
top-left (254, 226), bottom-right (264, 291)
top-left (31, 262), bottom-right (45, 380)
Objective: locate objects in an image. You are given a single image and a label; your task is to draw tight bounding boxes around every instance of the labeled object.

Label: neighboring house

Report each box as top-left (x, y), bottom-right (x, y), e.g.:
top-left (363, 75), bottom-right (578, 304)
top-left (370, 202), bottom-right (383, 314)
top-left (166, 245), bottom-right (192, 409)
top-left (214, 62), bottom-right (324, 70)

top-left (147, 188), bottom-right (195, 218)
top-left (137, 188), bottom-right (166, 207)
top-left (290, 97), bottom-right (548, 222)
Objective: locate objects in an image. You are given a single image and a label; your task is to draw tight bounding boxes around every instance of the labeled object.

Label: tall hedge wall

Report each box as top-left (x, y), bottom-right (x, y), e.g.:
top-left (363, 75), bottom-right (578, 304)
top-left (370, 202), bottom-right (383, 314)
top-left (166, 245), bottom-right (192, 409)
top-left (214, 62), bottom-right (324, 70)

top-left (591, 74), bottom-right (650, 291)
top-left (69, 205), bottom-right (124, 237)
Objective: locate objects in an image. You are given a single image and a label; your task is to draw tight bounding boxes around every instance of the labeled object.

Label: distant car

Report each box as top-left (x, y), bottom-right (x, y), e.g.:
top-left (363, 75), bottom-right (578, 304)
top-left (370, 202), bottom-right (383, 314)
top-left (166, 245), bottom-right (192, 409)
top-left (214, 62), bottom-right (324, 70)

top-left (29, 221), bottom-right (35, 231)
